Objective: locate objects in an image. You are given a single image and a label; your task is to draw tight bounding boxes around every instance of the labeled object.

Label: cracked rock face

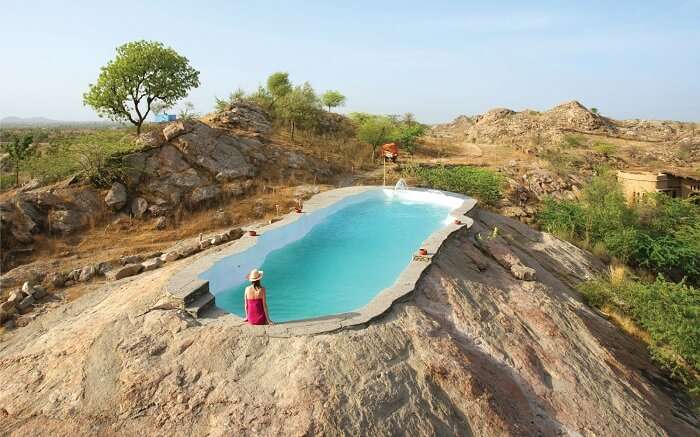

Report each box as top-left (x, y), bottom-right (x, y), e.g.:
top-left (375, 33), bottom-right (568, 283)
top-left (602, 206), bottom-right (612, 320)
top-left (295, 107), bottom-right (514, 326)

top-left (0, 106), bottom-right (333, 271)
top-left (0, 210), bottom-right (697, 436)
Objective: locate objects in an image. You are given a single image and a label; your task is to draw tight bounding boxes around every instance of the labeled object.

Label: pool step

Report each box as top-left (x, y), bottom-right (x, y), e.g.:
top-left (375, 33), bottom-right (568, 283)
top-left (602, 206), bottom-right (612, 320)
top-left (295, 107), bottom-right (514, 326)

top-left (167, 278), bottom-right (213, 318)
top-left (185, 291), bottom-right (215, 318)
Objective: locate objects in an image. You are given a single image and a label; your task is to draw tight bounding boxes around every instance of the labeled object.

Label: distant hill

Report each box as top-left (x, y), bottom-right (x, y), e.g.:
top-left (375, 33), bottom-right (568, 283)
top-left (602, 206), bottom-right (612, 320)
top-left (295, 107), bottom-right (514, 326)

top-left (429, 100), bottom-right (699, 147)
top-left (0, 116), bottom-right (116, 128)
top-left (0, 116), bottom-right (64, 127)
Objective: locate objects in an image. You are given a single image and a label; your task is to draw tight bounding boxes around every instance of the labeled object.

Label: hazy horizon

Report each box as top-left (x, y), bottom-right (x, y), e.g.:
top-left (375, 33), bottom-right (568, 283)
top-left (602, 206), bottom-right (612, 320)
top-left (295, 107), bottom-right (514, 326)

top-left (1, 0), bottom-right (699, 124)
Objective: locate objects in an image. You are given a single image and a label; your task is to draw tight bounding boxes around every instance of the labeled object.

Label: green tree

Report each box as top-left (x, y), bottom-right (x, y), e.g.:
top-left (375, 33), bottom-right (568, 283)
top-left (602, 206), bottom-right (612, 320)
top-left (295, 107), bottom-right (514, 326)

top-left (391, 124), bottom-right (426, 153)
top-left (266, 72), bottom-right (292, 108)
top-left (277, 82), bottom-right (321, 140)
top-left (3, 135), bottom-right (34, 186)
top-left (83, 40), bottom-right (200, 135)
top-left (321, 90), bottom-right (346, 112)
top-left (402, 112), bottom-right (416, 126)
top-left (355, 116), bottom-right (395, 161)
top-left (591, 107), bottom-right (599, 114)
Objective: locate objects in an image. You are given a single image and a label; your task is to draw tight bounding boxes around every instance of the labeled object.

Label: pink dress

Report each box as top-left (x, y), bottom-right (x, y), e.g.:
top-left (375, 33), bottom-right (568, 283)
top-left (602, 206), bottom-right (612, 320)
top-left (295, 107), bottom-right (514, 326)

top-left (246, 298), bottom-right (267, 325)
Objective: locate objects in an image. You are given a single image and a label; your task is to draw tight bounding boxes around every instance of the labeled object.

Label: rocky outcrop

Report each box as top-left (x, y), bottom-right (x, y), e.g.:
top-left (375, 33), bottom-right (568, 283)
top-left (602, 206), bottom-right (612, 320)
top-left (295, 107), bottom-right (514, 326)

top-left (0, 210), bottom-right (697, 436)
top-left (429, 100), bottom-right (698, 152)
top-left (208, 101), bottom-right (273, 134)
top-left (0, 187), bottom-right (103, 269)
top-left (104, 182), bottom-right (127, 210)
top-left (0, 105), bottom-right (333, 272)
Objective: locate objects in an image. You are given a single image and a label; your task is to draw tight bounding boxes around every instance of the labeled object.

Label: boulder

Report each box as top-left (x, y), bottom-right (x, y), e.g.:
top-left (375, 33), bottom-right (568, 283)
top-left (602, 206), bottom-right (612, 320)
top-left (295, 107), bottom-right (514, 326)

top-left (106, 264), bottom-right (143, 281)
top-left (225, 228), bottom-right (244, 241)
top-left (15, 200), bottom-right (43, 231)
top-left (7, 291), bottom-right (24, 305)
top-left (162, 121), bottom-right (192, 141)
top-left (209, 101), bottom-right (272, 134)
top-left (105, 182), bottom-right (127, 210)
top-left (177, 244), bottom-right (200, 258)
top-left (199, 239), bottom-right (212, 250)
top-left (0, 299), bottom-right (17, 313)
top-left (97, 261), bottom-right (117, 275)
top-left (78, 265), bottom-right (96, 282)
top-left (161, 251), bottom-right (180, 263)
top-left (120, 255), bottom-right (142, 265)
top-left (29, 285), bottom-right (47, 299)
top-left (169, 122), bottom-right (256, 180)
top-left (68, 269), bottom-right (82, 282)
top-left (130, 197), bottom-right (149, 218)
top-left (210, 235), bottom-right (225, 245)
top-left (189, 185), bottom-right (220, 206)
top-left (46, 271), bottom-right (66, 288)
top-left (16, 294), bottom-right (35, 312)
top-left (49, 209), bottom-right (83, 234)
top-left (136, 130), bottom-right (166, 148)
top-left (141, 257), bottom-right (163, 272)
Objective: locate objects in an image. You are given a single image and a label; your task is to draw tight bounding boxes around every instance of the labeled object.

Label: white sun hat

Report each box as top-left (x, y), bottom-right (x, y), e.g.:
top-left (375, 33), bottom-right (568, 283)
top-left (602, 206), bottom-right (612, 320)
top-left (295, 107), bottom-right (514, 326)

top-left (247, 268), bottom-right (264, 282)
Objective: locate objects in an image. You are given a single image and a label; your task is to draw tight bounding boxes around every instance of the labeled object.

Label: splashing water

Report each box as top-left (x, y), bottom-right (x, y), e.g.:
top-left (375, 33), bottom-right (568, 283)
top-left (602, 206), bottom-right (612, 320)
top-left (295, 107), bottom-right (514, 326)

top-left (394, 178), bottom-right (408, 191)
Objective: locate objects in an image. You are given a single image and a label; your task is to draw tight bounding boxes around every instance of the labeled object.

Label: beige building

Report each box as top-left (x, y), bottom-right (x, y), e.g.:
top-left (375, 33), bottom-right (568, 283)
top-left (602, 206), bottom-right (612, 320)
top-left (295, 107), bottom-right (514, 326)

top-left (617, 169), bottom-right (700, 203)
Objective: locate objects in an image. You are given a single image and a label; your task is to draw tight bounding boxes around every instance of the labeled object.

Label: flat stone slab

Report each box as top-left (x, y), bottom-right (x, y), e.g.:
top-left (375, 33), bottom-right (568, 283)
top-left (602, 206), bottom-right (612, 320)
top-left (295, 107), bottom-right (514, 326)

top-left (165, 185), bottom-right (478, 336)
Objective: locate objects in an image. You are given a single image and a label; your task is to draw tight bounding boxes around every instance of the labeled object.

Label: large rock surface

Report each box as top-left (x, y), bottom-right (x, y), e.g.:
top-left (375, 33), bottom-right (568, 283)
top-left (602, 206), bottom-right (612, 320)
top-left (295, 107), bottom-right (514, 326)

top-left (0, 106), bottom-right (333, 271)
top-left (0, 210), bottom-right (697, 436)
top-left (208, 101), bottom-right (273, 134)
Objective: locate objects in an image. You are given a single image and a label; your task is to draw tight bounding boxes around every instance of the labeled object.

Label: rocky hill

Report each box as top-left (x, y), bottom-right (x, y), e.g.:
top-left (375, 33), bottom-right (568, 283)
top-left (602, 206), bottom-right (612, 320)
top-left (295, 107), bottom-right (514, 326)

top-left (0, 103), bottom-right (334, 271)
top-left (0, 208), bottom-right (697, 436)
top-left (430, 100), bottom-right (700, 155)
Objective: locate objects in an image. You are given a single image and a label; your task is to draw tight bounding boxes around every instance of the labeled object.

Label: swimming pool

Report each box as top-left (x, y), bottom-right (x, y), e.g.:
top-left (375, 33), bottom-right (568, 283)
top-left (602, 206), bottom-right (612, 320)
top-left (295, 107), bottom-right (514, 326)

top-left (199, 188), bottom-right (471, 323)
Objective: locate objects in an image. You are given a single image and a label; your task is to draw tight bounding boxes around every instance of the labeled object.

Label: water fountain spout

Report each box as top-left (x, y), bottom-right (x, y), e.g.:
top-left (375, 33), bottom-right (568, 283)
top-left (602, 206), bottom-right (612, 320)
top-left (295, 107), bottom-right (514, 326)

top-left (394, 178), bottom-right (408, 191)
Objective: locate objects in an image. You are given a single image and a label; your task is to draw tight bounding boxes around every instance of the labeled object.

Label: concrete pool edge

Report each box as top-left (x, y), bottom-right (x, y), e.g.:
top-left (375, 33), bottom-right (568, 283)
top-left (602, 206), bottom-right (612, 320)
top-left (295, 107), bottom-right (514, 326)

top-left (165, 185), bottom-right (477, 336)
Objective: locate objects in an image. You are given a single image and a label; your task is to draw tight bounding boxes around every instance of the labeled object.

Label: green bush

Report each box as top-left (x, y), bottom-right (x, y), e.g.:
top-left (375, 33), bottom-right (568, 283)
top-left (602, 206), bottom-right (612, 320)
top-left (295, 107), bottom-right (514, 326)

top-left (538, 174), bottom-right (700, 283)
top-left (536, 198), bottom-right (585, 240)
top-left (592, 142), bottom-right (618, 156)
top-left (21, 128), bottom-right (138, 186)
top-left (579, 276), bottom-right (700, 392)
top-left (405, 165), bottom-right (504, 206)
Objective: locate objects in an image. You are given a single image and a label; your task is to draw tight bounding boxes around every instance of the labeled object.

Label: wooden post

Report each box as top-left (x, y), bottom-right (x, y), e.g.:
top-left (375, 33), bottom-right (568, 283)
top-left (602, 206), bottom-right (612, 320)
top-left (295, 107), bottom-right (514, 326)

top-left (383, 158), bottom-right (387, 187)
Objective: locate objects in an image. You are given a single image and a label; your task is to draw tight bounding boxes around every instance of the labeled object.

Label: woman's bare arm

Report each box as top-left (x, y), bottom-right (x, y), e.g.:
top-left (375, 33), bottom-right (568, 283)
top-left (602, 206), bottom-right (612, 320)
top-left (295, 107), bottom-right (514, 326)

top-left (243, 287), bottom-right (248, 321)
top-left (262, 288), bottom-right (273, 324)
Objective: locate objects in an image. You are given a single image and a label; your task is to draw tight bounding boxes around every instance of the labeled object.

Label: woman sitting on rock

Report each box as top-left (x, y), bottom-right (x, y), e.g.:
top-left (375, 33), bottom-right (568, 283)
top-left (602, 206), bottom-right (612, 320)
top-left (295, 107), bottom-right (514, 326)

top-left (243, 269), bottom-right (273, 325)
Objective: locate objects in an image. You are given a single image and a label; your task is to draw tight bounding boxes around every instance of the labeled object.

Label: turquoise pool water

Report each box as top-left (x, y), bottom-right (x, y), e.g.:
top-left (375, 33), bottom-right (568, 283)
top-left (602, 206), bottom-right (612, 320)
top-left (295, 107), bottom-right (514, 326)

top-left (209, 193), bottom-right (452, 322)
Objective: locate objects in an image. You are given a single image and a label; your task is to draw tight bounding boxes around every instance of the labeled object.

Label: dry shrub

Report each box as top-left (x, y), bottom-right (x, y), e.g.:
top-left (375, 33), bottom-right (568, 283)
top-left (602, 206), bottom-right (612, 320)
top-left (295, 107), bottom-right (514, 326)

top-left (608, 264), bottom-right (627, 287)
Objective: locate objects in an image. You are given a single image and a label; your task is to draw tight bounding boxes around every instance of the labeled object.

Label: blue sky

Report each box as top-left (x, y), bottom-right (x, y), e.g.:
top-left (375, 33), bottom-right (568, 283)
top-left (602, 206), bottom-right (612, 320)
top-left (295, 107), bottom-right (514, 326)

top-left (1, 0), bottom-right (698, 123)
